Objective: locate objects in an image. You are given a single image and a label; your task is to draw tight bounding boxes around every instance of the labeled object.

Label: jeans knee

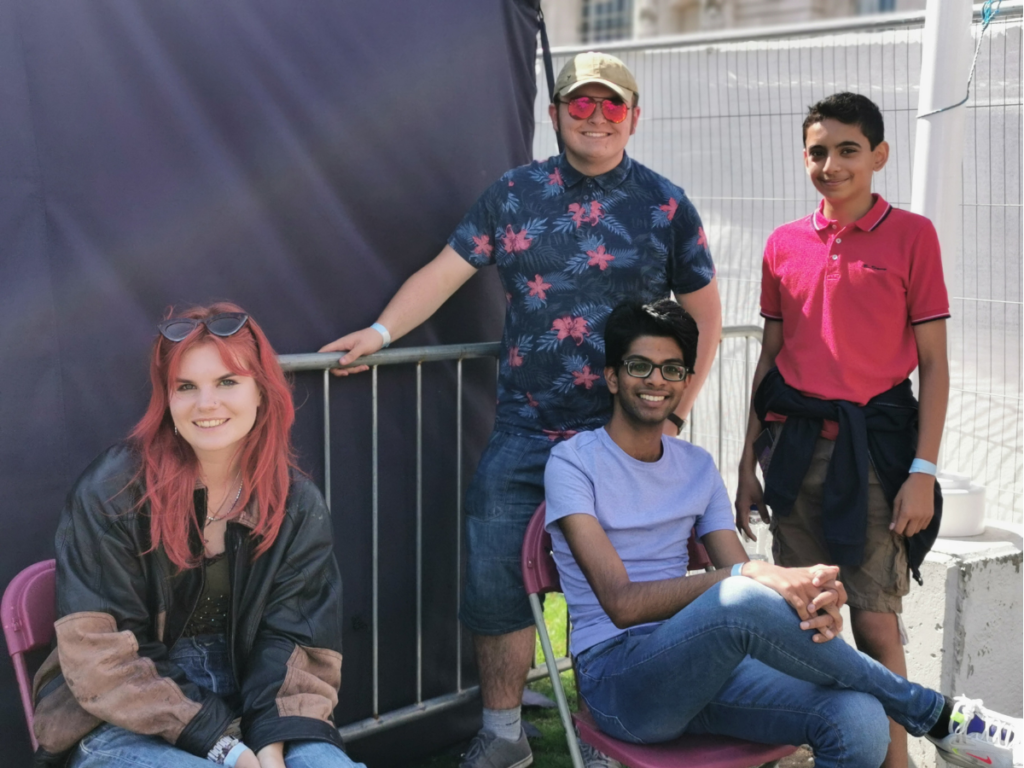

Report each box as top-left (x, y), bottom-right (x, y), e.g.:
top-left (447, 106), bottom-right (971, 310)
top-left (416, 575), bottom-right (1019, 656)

top-left (813, 693), bottom-right (888, 767)
top-left (717, 574), bottom-right (782, 614)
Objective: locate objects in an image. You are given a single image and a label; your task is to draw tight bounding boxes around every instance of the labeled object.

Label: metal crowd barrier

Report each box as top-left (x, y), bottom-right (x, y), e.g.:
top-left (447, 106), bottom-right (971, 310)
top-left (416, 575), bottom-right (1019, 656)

top-left (277, 325), bottom-right (763, 740)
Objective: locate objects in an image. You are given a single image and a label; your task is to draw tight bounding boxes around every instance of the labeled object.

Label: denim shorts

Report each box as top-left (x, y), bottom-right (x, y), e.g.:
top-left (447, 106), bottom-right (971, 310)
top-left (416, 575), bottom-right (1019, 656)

top-left (459, 430), bottom-right (553, 635)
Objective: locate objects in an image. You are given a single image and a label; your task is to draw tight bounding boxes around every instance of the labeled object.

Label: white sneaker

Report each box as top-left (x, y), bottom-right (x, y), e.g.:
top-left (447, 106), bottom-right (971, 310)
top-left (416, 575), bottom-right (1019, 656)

top-left (926, 696), bottom-right (1022, 768)
top-left (577, 734), bottom-right (622, 768)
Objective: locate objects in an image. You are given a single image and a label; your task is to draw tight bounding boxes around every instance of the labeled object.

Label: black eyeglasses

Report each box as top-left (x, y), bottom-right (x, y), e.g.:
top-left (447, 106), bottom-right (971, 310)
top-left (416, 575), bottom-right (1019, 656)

top-left (623, 359), bottom-right (690, 382)
top-left (158, 313), bottom-right (249, 342)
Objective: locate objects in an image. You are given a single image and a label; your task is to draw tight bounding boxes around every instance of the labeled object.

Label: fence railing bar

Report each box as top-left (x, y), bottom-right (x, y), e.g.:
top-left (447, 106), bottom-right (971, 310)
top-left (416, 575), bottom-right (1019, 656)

top-left (279, 343), bottom-right (500, 372)
top-left (280, 334), bottom-right (764, 373)
top-left (721, 325), bottom-right (764, 340)
top-left (456, 358), bottom-right (464, 693)
top-left (338, 659), bottom-right (573, 742)
top-left (371, 365), bottom-right (380, 717)
top-left (323, 369), bottom-right (331, 511)
top-left (949, 388), bottom-right (1024, 401)
top-left (416, 362), bottom-right (424, 704)
top-left (744, 337), bottom-right (751, 421)
top-left (717, 350), bottom-right (724, 470)
top-left (949, 296), bottom-right (1024, 305)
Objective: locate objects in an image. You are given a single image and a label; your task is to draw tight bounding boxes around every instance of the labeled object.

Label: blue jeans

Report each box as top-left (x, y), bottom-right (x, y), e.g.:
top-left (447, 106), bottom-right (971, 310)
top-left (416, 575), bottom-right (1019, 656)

top-left (69, 635), bottom-right (364, 768)
top-left (576, 578), bottom-right (944, 768)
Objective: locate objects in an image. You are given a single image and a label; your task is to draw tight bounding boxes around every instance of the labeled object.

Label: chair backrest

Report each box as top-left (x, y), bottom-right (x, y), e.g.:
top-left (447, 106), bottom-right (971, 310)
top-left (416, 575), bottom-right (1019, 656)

top-left (2, 560), bottom-right (57, 655)
top-left (2, 559), bottom-right (58, 751)
top-left (687, 529), bottom-right (711, 571)
top-left (521, 502), bottom-right (712, 594)
top-left (521, 502), bottom-right (560, 596)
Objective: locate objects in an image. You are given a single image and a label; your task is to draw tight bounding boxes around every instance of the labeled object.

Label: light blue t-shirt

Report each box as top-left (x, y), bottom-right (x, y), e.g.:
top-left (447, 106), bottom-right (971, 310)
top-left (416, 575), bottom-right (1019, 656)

top-left (544, 428), bottom-right (734, 657)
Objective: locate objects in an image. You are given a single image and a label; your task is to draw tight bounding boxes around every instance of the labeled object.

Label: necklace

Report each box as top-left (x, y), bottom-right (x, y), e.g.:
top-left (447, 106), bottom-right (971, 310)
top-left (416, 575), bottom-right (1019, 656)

top-left (205, 480), bottom-right (243, 524)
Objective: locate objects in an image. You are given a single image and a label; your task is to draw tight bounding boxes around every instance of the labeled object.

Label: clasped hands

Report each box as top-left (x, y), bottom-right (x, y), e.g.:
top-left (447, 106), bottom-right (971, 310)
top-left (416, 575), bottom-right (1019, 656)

top-left (742, 561), bottom-right (847, 644)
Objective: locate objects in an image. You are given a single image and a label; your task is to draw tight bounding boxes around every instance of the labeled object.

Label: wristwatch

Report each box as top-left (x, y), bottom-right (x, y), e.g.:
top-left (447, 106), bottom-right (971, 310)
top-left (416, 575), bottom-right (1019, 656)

top-left (667, 412), bottom-right (686, 436)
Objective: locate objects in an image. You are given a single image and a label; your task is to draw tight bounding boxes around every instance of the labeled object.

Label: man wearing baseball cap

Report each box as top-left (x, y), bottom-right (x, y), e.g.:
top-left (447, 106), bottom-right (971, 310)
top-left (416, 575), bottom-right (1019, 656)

top-left (321, 51), bottom-right (721, 768)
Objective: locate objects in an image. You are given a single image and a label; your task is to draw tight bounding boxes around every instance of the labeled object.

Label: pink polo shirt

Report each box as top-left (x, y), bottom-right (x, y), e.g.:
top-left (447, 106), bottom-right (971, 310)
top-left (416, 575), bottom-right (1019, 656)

top-left (761, 195), bottom-right (949, 406)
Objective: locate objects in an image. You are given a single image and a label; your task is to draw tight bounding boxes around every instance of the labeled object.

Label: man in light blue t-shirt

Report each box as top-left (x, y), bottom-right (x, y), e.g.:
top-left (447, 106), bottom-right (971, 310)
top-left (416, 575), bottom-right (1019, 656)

top-left (544, 299), bottom-right (1020, 768)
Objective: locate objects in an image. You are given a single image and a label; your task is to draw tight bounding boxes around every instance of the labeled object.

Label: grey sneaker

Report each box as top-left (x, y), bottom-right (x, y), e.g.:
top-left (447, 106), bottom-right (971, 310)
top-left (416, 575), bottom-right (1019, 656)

top-left (578, 736), bottom-right (622, 768)
top-left (459, 728), bottom-right (533, 768)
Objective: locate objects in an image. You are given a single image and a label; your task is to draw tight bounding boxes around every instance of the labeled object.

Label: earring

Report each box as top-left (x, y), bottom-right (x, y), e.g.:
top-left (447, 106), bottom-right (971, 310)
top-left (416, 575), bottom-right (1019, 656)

top-left (174, 425), bottom-right (178, 436)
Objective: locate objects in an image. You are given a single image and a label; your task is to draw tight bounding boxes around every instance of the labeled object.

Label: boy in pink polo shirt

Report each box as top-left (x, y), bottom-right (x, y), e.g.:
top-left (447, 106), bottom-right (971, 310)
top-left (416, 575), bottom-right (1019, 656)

top-left (735, 93), bottom-right (950, 768)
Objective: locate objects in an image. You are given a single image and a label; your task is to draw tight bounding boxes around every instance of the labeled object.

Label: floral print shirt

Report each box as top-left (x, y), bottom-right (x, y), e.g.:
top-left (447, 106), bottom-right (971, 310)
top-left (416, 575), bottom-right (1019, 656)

top-left (448, 152), bottom-right (714, 439)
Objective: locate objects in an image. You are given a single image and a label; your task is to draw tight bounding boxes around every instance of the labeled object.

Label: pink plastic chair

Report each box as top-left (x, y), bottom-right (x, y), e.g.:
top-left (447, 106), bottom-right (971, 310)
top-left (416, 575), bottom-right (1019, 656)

top-left (522, 504), bottom-right (796, 768)
top-left (2, 559), bottom-right (57, 750)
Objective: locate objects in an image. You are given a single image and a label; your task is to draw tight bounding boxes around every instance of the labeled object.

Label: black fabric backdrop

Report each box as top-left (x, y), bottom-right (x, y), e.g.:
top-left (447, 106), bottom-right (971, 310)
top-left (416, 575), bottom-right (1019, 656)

top-left (0, 1), bottom-right (540, 763)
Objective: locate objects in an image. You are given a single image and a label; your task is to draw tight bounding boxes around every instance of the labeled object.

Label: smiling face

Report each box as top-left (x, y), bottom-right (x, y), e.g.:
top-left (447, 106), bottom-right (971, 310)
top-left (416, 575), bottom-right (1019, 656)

top-left (605, 335), bottom-right (690, 428)
top-left (804, 118), bottom-right (889, 217)
top-left (169, 342), bottom-right (261, 468)
top-left (549, 83), bottom-right (640, 177)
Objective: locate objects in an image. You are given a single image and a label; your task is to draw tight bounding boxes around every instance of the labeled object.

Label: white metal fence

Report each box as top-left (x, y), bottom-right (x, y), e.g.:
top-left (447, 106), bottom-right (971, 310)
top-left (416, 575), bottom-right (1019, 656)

top-left (535, 3), bottom-right (1024, 524)
top-left (280, 326), bottom-right (761, 738)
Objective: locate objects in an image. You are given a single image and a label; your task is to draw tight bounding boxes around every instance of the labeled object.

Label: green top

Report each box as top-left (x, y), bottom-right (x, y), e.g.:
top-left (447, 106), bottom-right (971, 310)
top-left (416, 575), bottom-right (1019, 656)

top-left (182, 553), bottom-right (231, 637)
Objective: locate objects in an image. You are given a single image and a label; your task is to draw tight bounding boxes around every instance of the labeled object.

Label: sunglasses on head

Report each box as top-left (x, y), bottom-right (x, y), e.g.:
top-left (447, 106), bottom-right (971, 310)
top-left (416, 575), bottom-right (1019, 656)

top-left (158, 312), bottom-right (249, 342)
top-left (622, 359), bottom-right (690, 382)
top-left (561, 95), bottom-right (630, 124)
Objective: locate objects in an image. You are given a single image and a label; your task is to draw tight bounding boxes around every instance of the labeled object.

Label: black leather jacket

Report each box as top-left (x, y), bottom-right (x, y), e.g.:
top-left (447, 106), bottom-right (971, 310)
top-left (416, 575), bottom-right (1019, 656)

top-left (33, 444), bottom-right (346, 766)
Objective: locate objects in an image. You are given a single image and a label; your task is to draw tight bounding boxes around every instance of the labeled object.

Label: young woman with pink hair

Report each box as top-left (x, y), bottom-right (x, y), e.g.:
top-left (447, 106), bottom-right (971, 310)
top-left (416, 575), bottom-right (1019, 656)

top-left (32, 304), bottom-right (363, 768)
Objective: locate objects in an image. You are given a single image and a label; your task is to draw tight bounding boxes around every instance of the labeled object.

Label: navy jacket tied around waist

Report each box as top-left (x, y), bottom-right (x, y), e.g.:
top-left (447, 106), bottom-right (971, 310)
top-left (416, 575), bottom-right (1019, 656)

top-left (754, 368), bottom-right (942, 584)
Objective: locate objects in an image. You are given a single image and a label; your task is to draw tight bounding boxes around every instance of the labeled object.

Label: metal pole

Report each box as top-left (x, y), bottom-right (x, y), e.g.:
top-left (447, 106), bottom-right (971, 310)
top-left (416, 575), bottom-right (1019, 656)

top-left (416, 363), bottom-right (423, 704)
top-left (911, 0), bottom-right (974, 472)
top-left (911, 0), bottom-right (973, 284)
top-left (455, 358), bottom-right (464, 692)
top-left (372, 366), bottom-right (379, 717)
top-left (323, 369), bottom-right (331, 511)
top-left (717, 346), bottom-right (724, 470)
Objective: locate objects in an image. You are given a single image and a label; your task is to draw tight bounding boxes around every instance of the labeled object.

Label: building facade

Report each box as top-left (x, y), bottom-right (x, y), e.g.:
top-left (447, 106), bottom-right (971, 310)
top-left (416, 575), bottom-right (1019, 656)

top-left (543, 0), bottom-right (927, 46)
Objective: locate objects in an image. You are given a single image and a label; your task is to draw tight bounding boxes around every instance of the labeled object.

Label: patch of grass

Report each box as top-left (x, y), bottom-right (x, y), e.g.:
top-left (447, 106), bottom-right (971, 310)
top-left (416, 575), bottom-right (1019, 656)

top-left (407, 595), bottom-right (578, 768)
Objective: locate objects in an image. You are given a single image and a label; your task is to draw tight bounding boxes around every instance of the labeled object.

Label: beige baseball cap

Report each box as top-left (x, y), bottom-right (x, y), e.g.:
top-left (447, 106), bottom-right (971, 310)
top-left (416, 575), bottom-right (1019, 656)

top-left (554, 51), bottom-right (639, 105)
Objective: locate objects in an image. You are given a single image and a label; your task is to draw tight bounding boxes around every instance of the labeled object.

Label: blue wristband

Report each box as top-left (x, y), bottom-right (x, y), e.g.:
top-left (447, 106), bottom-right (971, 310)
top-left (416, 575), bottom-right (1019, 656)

top-left (370, 322), bottom-right (391, 348)
top-left (909, 458), bottom-right (937, 476)
top-left (223, 741), bottom-right (250, 768)
top-left (731, 563), bottom-right (744, 577)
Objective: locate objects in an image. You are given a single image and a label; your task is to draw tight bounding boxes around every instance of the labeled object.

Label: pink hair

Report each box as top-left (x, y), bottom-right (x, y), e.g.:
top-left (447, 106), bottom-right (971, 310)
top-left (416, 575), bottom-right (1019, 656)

top-left (129, 302), bottom-right (296, 570)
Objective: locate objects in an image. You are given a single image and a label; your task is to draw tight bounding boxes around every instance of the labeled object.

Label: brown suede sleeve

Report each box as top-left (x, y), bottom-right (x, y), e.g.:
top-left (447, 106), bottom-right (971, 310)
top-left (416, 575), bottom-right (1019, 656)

top-left (275, 646), bottom-right (342, 720)
top-left (55, 611), bottom-right (201, 743)
top-left (32, 648), bottom-right (104, 753)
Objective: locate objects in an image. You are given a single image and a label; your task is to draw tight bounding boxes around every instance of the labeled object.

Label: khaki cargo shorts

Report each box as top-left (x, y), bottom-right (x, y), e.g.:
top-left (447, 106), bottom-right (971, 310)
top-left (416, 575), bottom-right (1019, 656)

top-left (769, 434), bottom-right (910, 614)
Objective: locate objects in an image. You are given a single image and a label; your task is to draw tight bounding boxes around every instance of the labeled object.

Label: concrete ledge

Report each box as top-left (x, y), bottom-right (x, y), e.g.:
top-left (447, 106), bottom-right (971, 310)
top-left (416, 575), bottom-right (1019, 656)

top-left (904, 523), bottom-right (1023, 768)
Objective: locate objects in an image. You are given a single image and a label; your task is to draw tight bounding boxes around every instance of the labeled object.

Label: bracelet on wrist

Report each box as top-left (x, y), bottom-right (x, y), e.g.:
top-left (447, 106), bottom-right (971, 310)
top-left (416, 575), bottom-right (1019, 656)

top-left (222, 741), bottom-right (250, 768)
top-left (370, 322), bottom-right (391, 348)
top-left (207, 735), bottom-right (241, 765)
top-left (909, 458), bottom-right (937, 476)
top-left (731, 562), bottom-right (745, 578)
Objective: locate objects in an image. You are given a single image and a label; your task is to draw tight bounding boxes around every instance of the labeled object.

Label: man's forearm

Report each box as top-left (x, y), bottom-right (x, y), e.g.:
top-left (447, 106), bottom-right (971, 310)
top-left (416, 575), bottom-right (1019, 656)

top-left (674, 279), bottom-right (722, 419)
top-left (915, 351), bottom-right (949, 464)
top-left (603, 568), bottom-right (732, 628)
top-left (375, 246), bottom-right (477, 343)
top-left (676, 318), bottom-right (719, 418)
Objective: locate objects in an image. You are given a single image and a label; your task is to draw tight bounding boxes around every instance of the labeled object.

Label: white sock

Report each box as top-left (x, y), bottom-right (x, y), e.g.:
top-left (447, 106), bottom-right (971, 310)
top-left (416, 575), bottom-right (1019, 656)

top-left (482, 706), bottom-right (522, 741)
